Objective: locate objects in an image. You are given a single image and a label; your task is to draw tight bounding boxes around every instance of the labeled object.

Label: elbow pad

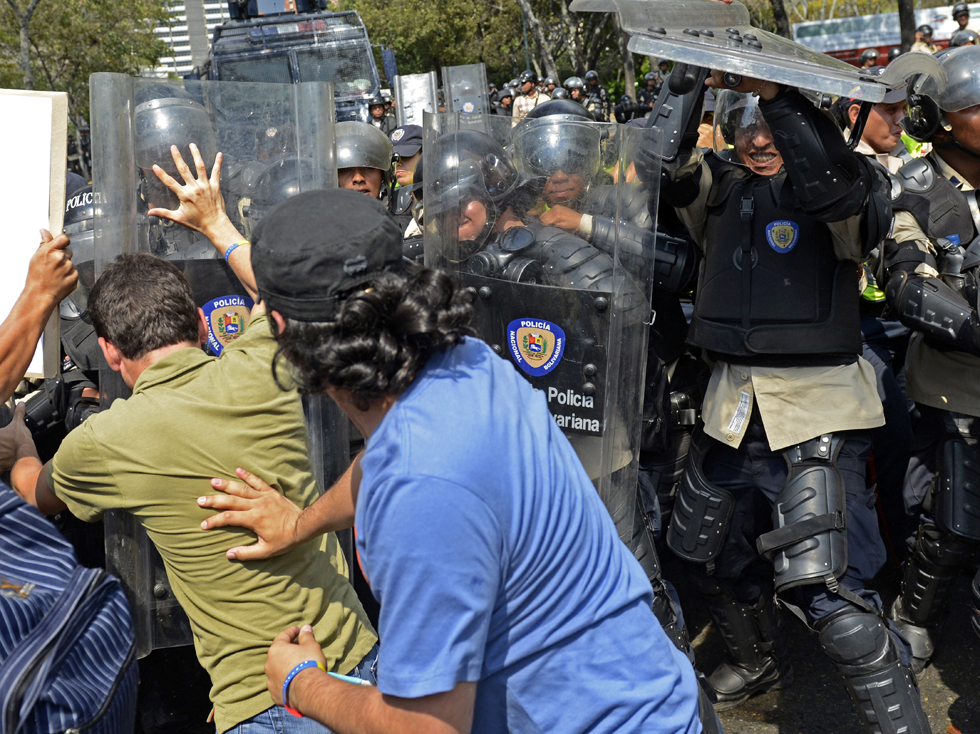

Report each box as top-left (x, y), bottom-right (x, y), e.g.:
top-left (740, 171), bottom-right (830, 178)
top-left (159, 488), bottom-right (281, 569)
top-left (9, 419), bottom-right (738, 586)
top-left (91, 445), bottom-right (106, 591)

top-left (759, 89), bottom-right (872, 222)
top-left (589, 217), bottom-right (697, 294)
top-left (886, 271), bottom-right (980, 355)
top-left (647, 64), bottom-right (710, 172)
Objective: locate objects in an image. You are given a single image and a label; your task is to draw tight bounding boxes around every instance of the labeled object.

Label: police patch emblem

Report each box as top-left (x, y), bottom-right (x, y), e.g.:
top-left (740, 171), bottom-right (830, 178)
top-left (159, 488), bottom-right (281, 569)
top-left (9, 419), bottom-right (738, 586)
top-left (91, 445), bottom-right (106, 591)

top-left (202, 295), bottom-right (254, 356)
top-left (507, 318), bottom-right (565, 377)
top-left (463, 102), bottom-right (475, 114)
top-left (765, 220), bottom-right (799, 254)
top-left (392, 128), bottom-right (405, 141)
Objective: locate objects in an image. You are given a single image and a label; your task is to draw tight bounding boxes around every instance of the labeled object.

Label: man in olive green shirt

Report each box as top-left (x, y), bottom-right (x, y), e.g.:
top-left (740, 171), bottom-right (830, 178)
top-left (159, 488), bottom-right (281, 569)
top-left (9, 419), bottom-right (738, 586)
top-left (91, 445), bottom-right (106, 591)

top-left (0, 147), bottom-right (377, 733)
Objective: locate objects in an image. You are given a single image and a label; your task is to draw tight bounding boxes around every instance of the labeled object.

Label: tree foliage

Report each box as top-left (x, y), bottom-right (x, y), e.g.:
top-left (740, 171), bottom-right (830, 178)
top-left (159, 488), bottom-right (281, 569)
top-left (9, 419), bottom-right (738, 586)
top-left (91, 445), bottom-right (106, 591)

top-left (0, 0), bottom-right (168, 126)
top-left (347, 0), bottom-right (641, 94)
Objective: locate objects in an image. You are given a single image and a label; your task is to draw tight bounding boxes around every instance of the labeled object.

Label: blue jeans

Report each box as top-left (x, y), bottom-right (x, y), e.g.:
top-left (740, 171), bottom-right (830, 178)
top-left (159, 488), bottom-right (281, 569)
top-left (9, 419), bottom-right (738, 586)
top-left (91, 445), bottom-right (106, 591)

top-left (222, 645), bottom-right (379, 734)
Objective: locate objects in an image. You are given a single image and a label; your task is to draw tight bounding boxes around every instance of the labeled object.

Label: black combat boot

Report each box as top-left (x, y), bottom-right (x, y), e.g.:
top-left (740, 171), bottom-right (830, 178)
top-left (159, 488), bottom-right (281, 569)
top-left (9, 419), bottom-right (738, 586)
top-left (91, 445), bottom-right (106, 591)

top-left (890, 521), bottom-right (977, 674)
top-left (698, 585), bottom-right (793, 710)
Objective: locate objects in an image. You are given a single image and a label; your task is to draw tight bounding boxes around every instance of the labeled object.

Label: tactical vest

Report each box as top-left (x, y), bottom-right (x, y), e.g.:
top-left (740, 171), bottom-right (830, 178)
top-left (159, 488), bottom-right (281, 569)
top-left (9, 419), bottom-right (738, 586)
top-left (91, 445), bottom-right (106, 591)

top-left (688, 161), bottom-right (861, 362)
top-left (892, 156), bottom-right (977, 245)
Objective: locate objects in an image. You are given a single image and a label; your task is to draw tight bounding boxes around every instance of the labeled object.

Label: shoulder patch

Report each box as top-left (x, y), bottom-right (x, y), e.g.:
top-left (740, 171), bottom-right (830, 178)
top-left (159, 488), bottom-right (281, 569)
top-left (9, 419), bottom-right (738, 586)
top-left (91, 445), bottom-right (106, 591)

top-left (895, 157), bottom-right (935, 195)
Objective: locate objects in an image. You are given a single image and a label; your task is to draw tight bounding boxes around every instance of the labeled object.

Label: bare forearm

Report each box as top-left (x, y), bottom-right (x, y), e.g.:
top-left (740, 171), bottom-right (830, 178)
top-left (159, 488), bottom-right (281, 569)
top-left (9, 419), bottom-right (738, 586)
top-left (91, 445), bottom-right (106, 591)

top-left (290, 672), bottom-right (471, 734)
top-left (11, 446), bottom-right (43, 507)
top-left (203, 218), bottom-right (258, 301)
top-left (0, 287), bottom-right (57, 402)
top-left (295, 462), bottom-right (357, 541)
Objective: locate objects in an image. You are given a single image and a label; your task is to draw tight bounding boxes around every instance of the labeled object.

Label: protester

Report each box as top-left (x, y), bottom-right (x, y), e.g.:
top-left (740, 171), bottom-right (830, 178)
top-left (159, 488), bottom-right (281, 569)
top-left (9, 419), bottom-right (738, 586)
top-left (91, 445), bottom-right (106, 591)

top-left (0, 145), bottom-right (378, 734)
top-left (0, 231), bottom-right (77, 403)
top-left (196, 187), bottom-right (704, 734)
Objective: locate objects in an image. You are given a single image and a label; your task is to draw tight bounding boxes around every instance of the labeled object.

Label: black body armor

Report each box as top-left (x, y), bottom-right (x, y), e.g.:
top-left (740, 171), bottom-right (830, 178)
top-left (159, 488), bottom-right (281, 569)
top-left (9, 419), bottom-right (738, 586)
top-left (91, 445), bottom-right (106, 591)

top-left (688, 158), bottom-right (862, 361)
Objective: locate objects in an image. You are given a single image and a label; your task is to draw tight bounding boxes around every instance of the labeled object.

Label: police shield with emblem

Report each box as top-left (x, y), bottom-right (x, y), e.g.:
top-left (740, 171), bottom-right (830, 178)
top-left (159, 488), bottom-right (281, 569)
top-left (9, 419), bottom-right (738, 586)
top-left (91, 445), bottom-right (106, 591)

top-left (421, 110), bottom-right (698, 649)
top-left (90, 73), bottom-right (346, 656)
top-left (441, 64), bottom-right (490, 116)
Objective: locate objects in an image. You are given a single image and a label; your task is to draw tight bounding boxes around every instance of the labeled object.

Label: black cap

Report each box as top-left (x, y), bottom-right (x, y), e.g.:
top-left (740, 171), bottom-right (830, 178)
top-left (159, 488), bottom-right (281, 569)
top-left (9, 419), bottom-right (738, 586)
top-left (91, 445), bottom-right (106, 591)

top-left (251, 189), bottom-right (404, 321)
top-left (390, 125), bottom-right (423, 157)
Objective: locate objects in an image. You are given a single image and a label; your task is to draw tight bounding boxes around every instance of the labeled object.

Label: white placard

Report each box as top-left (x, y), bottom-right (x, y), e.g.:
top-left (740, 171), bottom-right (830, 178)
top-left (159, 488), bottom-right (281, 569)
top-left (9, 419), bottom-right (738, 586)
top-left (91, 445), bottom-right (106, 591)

top-left (0, 92), bottom-right (61, 377)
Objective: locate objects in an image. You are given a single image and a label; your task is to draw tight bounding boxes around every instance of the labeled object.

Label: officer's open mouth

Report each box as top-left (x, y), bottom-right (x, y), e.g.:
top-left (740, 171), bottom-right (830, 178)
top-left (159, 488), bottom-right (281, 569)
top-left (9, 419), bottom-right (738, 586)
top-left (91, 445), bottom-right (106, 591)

top-left (749, 151), bottom-right (777, 163)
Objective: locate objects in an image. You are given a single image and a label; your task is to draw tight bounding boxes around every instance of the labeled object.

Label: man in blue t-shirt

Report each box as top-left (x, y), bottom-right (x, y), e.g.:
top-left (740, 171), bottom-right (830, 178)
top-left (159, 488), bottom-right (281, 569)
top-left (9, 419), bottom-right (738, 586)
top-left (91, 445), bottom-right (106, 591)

top-left (199, 188), bottom-right (704, 734)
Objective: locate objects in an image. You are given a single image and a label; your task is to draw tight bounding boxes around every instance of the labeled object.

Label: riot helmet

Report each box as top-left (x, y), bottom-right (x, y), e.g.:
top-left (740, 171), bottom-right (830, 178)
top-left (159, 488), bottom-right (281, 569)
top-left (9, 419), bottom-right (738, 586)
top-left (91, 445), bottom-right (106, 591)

top-left (498, 87), bottom-right (515, 103)
top-left (584, 70), bottom-right (599, 84)
top-left (61, 185), bottom-right (95, 317)
top-left (134, 84), bottom-right (217, 212)
top-left (951, 29), bottom-right (980, 47)
top-left (335, 121), bottom-right (396, 202)
top-left (508, 78), bottom-right (520, 90)
top-left (564, 76), bottom-right (586, 91)
top-left (425, 130), bottom-right (519, 259)
top-left (244, 157), bottom-right (332, 231)
top-left (916, 24), bottom-right (934, 39)
top-left (644, 71), bottom-right (658, 83)
top-left (511, 100), bottom-right (603, 207)
top-left (887, 47), bottom-right (902, 63)
top-left (544, 76), bottom-right (559, 89)
top-left (519, 70), bottom-right (538, 86)
top-left (712, 90), bottom-right (784, 176)
top-left (551, 87), bottom-right (569, 100)
top-left (954, 2), bottom-right (970, 22)
top-left (859, 48), bottom-right (880, 67)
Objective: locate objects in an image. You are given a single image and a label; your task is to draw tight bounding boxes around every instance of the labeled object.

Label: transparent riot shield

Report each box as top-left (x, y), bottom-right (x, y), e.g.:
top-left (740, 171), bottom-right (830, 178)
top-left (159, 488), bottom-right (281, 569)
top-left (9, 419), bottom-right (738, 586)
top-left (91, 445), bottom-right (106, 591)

top-left (393, 72), bottom-right (439, 127)
top-left (569, 0), bottom-right (944, 102)
top-left (423, 111), bottom-right (663, 581)
top-left (90, 73), bottom-right (347, 657)
top-left (441, 64), bottom-right (490, 115)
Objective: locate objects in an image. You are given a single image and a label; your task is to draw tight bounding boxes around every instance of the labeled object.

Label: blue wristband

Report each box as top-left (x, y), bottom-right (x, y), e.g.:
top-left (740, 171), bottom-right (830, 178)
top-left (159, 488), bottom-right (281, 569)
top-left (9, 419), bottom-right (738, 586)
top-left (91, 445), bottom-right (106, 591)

top-left (224, 241), bottom-right (248, 262)
top-left (282, 659), bottom-right (324, 717)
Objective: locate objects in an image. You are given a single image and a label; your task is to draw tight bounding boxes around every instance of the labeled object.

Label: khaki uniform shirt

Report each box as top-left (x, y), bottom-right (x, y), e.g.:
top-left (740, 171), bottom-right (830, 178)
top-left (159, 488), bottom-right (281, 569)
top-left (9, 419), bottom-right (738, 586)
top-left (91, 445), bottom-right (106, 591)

top-left (673, 149), bottom-right (884, 450)
top-left (48, 314), bottom-right (377, 732)
top-left (513, 90), bottom-right (551, 122)
top-left (888, 153), bottom-right (980, 417)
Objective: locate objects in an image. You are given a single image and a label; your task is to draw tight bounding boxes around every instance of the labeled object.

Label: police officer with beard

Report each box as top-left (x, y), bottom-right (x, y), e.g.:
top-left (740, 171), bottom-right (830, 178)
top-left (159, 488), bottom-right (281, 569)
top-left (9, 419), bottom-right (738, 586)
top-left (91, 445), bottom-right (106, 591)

top-left (881, 44), bottom-right (980, 664)
top-left (652, 69), bottom-right (929, 732)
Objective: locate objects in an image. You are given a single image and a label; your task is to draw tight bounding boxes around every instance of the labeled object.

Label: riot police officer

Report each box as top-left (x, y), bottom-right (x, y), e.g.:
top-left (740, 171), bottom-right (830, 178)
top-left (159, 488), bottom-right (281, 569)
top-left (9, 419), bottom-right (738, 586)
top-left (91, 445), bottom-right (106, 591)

top-left (493, 86), bottom-right (515, 116)
top-left (859, 48), bottom-right (880, 68)
top-left (654, 69), bottom-right (928, 732)
top-left (543, 76), bottom-right (559, 95)
top-left (424, 119), bottom-right (721, 733)
top-left (584, 70), bottom-right (610, 121)
top-left (513, 70), bottom-right (550, 121)
top-left (954, 2), bottom-right (971, 31)
top-left (882, 44), bottom-right (980, 670)
top-left (367, 95), bottom-right (396, 136)
top-left (564, 76), bottom-right (588, 106)
top-left (638, 72), bottom-right (662, 111)
top-left (336, 121), bottom-right (397, 207)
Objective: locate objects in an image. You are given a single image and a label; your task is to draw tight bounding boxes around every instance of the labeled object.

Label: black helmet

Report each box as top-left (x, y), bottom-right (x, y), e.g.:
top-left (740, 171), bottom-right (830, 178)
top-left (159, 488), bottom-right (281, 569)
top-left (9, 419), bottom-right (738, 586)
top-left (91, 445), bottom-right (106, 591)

top-left (954, 2), bottom-right (969, 19)
top-left (551, 87), bottom-right (569, 100)
top-left (519, 70), bottom-right (538, 85)
top-left (887, 46), bottom-right (902, 62)
top-left (917, 24), bottom-right (934, 37)
top-left (644, 71), bottom-right (658, 82)
top-left (134, 83), bottom-right (217, 211)
top-left (620, 94), bottom-right (633, 105)
top-left (488, 82), bottom-right (498, 90)
top-left (859, 48), bottom-right (880, 65)
top-left (498, 87), bottom-right (515, 101)
top-left (951, 29), bottom-right (980, 47)
top-left (61, 185), bottom-right (95, 317)
top-left (544, 76), bottom-right (559, 87)
top-left (336, 121), bottom-right (396, 202)
top-left (247, 157), bottom-right (331, 221)
top-left (512, 100), bottom-right (601, 188)
top-left (508, 78), bottom-right (520, 89)
top-left (584, 70), bottom-right (599, 83)
top-left (564, 76), bottom-right (586, 91)
top-left (367, 95), bottom-right (386, 107)
top-left (426, 130), bottom-right (519, 257)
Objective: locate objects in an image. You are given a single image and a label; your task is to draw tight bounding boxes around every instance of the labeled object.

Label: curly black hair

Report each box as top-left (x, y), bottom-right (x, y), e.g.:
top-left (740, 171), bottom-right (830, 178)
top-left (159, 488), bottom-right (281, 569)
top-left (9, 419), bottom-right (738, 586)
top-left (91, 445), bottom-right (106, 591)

top-left (271, 265), bottom-right (474, 410)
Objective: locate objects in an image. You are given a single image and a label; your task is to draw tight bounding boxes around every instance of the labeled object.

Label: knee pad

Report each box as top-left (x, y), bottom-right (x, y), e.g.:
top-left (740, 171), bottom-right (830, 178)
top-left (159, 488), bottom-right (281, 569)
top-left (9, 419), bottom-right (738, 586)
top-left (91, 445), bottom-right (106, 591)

top-left (817, 610), bottom-right (895, 674)
top-left (934, 434), bottom-right (980, 541)
top-left (666, 431), bottom-right (735, 570)
top-left (757, 434), bottom-right (848, 593)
